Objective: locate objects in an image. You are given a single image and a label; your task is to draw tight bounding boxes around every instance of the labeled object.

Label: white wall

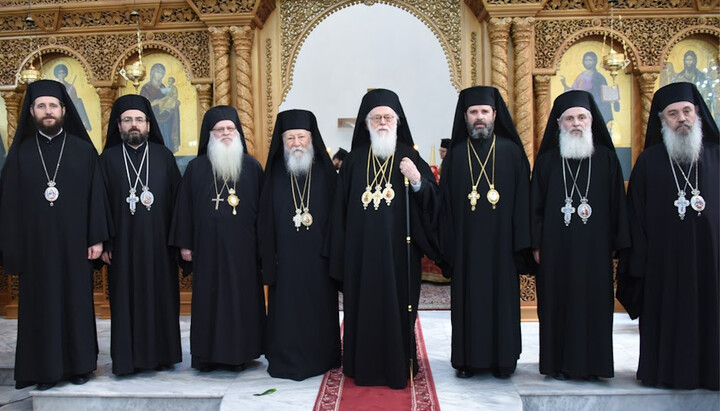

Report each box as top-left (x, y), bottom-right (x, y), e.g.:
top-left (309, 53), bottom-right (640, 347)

top-left (280, 3), bottom-right (458, 165)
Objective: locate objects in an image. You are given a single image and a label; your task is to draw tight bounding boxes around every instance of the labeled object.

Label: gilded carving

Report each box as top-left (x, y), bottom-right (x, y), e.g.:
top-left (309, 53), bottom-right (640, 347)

top-left (535, 17), bottom-right (720, 70)
top-left (1, 91), bottom-right (22, 146)
top-left (533, 75), bottom-right (551, 157)
top-left (60, 9), bottom-right (155, 29)
top-left (488, 18), bottom-right (511, 106)
top-left (230, 26), bottom-right (257, 156)
top-left (159, 7), bottom-right (202, 24)
top-left (637, 72), bottom-right (659, 163)
top-left (180, 272), bottom-right (193, 291)
top-left (96, 87), bottom-right (117, 148)
top-left (280, 0), bottom-right (462, 100)
top-left (542, 0), bottom-right (585, 10)
top-left (266, 38), bottom-right (274, 146)
top-left (470, 31), bottom-right (477, 87)
top-left (512, 17), bottom-right (535, 164)
top-left (487, 0), bottom-right (541, 3)
top-left (210, 27), bottom-right (231, 106)
top-left (195, 83), bottom-right (213, 115)
top-left (519, 274), bottom-right (536, 302)
top-left (192, 0), bottom-right (257, 14)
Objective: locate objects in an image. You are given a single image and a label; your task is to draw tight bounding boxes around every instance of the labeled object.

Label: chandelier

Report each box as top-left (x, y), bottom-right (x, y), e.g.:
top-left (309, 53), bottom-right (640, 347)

top-left (119, 9), bottom-right (146, 92)
top-left (601, 0), bottom-right (630, 85)
top-left (16, 3), bottom-right (44, 85)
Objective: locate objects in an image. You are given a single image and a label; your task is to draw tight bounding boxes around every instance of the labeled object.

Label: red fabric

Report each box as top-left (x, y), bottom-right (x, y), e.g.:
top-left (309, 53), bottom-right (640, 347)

top-left (314, 318), bottom-right (439, 411)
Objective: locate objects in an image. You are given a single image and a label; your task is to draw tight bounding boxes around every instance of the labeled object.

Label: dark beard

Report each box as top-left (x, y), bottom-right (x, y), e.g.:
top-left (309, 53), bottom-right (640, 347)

top-left (121, 130), bottom-right (149, 146)
top-left (467, 121), bottom-right (494, 140)
top-left (34, 115), bottom-right (64, 137)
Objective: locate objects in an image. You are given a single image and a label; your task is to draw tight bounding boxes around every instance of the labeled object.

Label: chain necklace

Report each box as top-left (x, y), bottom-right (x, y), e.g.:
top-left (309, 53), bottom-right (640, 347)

top-left (667, 153), bottom-right (699, 220)
top-left (361, 147), bottom-right (395, 210)
top-left (290, 166), bottom-right (313, 231)
top-left (467, 135), bottom-right (498, 210)
top-left (671, 156), bottom-right (705, 217)
top-left (561, 157), bottom-right (592, 225)
top-left (35, 133), bottom-right (67, 207)
top-left (212, 170), bottom-right (239, 215)
top-left (122, 143), bottom-right (153, 215)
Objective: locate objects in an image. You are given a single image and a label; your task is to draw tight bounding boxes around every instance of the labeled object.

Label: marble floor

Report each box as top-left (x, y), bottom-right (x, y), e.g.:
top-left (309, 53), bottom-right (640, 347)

top-left (0, 311), bottom-right (718, 410)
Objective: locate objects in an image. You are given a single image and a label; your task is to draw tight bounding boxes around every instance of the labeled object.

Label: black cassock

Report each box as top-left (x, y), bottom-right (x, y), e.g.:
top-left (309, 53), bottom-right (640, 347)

top-left (439, 136), bottom-right (530, 374)
top-left (329, 142), bottom-right (439, 389)
top-left (618, 142), bottom-right (719, 390)
top-left (0, 134), bottom-right (110, 388)
top-left (98, 141), bottom-right (182, 375)
top-left (530, 146), bottom-right (630, 378)
top-left (170, 154), bottom-right (265, 368)
top-left (263, 164), bottom-right (340, 380)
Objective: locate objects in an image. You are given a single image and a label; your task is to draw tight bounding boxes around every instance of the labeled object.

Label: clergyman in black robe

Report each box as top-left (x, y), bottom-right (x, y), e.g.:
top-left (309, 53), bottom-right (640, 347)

top-left (259, 109), bottom-right (340, 380)
top-left (531, 90), bottom-right (630, 380)
top-left (0, 80), bottom-right (110, 389)
top-left (98, 94), bottom-right (182, 375)
top-left (329, 89), bottom-right (440, 389)
top-left (170, 106), bottom-right (264, 370)
top-left (439, 86), bottom-right (531, 378)
top-left (618, 82), bottom-right (719, 390)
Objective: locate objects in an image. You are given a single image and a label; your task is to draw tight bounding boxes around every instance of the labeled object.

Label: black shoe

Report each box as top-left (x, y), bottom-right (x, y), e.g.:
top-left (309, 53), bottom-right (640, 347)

top-left (35, 383), bottom-right (56, 391)
top-left (552, 372), bottom-right (569, 381)
top-left (493, 370), bottom-right (511, 379)
top-left (455, 368), bottom-right (474, 378)
top-left (68, 374), bottom-right (90, 385)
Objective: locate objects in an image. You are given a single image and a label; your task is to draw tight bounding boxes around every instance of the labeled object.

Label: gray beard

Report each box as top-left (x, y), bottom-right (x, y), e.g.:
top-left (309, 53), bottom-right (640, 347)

top-left (662, 117), bottom-right (703, 165)
top-left (369, 125), bottom-right (398, 160)
top-left (284, 144), bottom-right (314, 176)
top-left (207, 131), bottom-right (244, 182)
top-left (467, 122), bottom-right (493, 140)
top-left (559, 127), bottom-right (595, 159)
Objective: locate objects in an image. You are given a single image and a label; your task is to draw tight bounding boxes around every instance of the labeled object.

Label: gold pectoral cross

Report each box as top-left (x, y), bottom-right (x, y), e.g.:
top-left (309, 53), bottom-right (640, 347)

top-left (468, 187), bottom-right (480, 211)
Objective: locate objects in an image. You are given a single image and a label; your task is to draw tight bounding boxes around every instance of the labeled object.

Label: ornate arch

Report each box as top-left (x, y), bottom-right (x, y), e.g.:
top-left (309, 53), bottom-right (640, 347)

top-left (658, 24), bottom-right (720, 66)
top-left (15, 44), bottom-right (96, 86)
top-left (109, 40), bottom-right (197, 85)
top-left (548, 26), bottom-right (642, 75)
top-left (280, 0), bottom-right (462, 101)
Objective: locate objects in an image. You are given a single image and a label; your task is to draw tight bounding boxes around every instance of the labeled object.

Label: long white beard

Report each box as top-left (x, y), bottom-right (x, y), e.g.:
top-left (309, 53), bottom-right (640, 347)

top-left (662, 116), bottom-right (703, 164)
top-left (369, 123), bottom-right (398, 160)
top-left (559, 127), bottom-right (595, 159)
top-left (207, 131), bottom-right (244, 182)
top-left (284, 143), bottom-right (314, 176)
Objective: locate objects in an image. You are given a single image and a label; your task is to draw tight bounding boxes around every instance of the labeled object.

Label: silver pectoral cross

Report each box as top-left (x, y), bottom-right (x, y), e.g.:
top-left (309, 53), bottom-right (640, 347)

top-left (126, 192), bottom-right (139, 215)
top-left (212, 194), bottom-right (224, 210)
top-left (561, 199), bottom-right (575, 226)
top-left (674, 193), bottom-right (690, 220)
top-left (293, 209), bottom-right (302, 231)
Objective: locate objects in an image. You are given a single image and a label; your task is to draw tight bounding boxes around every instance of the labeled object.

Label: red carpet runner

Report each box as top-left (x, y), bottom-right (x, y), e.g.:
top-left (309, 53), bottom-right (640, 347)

top-left (314, 317), bottom-right (440, 410)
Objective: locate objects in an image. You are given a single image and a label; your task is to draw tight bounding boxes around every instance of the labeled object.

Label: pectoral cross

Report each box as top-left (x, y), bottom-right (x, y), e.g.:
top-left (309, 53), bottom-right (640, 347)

top-left (212, 194), bottom-right (224, 210)
top-left (126, 191), bottom-right (139, 215)
top-left (561, 200), bottom-right (575, 226)
top-left (372, 186), bottom-right (383, 210)
top-left (674, 194), bottom-right (690, 220)
top-left (293, 209), bottom-right (302, 231)
top-left (468, 188), bottom-right (480, 211)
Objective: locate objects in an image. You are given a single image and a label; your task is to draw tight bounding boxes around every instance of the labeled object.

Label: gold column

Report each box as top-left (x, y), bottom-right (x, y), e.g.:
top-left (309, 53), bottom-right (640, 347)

top-left (488, 18), bottom-right (511, 104)
top-left (637, 72), bottom-right (659, 165)
top-left (511, 17), bottom-right (535, 164)
top-left (195, 84), bottom-right (212, 116)
top-left (209, 27), bottom-right (231, 106)
top-left (96, 87), bottom-right (116, 148)
top-left (229, 26), bottom-right (256, 157)
top-left (533, 75), bottom-right (552, 158)
top-left (1, 91), bottom-right (23, 147)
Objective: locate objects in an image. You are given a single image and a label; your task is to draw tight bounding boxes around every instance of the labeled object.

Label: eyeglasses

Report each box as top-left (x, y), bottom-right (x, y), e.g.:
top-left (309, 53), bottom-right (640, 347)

top-left (120, 117), bottom-right (147, 123)
top-left (368, 115), bottom-right (396, 124)
top-left (212, 126), bottom-right (237, 133)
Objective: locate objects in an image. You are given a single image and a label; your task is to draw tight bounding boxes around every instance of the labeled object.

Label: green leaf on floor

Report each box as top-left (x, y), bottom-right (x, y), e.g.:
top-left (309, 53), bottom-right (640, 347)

top-left (253, 388), bottom-right (277, 396)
